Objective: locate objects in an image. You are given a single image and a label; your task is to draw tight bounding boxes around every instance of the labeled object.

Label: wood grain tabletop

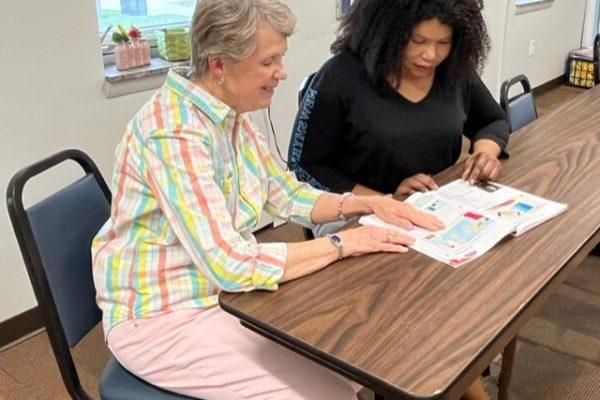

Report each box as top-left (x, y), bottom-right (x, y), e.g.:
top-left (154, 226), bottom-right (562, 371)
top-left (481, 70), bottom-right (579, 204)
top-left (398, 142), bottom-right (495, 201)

top-left (220, 86), bottom-right (600, 400)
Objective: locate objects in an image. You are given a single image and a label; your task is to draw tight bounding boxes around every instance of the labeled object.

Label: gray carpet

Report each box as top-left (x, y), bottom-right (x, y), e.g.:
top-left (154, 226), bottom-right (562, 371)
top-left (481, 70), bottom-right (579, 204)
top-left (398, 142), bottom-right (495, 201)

top-left (510, 340), bottom-right (600, 400)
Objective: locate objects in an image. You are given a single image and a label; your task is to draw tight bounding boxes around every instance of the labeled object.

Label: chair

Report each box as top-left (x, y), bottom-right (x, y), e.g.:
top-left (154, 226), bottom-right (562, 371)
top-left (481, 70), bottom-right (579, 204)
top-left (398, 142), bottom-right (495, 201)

top-left (6, 149), bottom-right (195, 400)
top-left (590, 34), bottom-right (600, 256)
top-left (594, 33), bottom-right (599, 85)
top-left (500, 74), bottom-right (538, 133)
top-left (297, 73), bottom-right (318, 240)
top-left (298, 72), bottom-right (316, 106)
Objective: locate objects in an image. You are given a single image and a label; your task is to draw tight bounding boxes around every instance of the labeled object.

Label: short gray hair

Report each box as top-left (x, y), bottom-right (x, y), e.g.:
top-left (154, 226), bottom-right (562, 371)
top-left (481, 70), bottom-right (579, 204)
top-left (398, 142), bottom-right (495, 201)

top-left (190, 0), bottom-right (296, 78)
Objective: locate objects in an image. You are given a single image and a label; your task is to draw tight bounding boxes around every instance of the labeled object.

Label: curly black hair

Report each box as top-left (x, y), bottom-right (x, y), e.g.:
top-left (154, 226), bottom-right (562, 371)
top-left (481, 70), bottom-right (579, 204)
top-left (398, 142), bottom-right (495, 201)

top-left (331, 0), bottom-right (490, 90)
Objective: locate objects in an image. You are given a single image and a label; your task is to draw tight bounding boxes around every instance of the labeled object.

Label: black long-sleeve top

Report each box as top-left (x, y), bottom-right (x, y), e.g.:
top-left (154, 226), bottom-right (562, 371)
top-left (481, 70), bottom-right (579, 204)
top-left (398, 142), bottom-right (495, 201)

top-left (288, 52), bottom-right (509, 194)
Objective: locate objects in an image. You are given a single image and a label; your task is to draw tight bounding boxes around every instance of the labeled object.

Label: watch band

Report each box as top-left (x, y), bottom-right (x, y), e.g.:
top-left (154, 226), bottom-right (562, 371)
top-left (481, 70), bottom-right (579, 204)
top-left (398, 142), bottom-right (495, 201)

top-left (326, 234), bottom-right (344, 260)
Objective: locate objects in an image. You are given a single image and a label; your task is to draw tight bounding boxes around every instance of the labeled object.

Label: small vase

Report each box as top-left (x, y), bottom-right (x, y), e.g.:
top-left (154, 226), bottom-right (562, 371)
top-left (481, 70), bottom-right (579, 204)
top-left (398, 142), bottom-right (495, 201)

top-left (126, 42), bottom-right (137, 68)
top-left (141, 39), bottom-right (151, 66)
top-left (115, 43), bottom-right (130, 70)
top-left (132, 39), bottom-right (145, 67)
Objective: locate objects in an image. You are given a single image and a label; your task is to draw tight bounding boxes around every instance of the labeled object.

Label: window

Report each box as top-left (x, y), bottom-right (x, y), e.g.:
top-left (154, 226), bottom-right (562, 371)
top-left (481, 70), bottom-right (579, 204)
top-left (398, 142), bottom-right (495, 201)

top-left (514, 0), bottom-right (554, 15)
top-left (515, 0), bottom-right (552, 6)
top-left (96, 0), bottom-right (196, 38)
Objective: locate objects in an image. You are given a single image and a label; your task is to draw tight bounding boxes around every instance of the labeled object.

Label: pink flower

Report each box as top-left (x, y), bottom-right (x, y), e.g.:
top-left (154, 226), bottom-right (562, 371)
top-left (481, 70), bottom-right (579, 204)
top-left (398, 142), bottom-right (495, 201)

top-left (128, 27), bottom-right (142, 40)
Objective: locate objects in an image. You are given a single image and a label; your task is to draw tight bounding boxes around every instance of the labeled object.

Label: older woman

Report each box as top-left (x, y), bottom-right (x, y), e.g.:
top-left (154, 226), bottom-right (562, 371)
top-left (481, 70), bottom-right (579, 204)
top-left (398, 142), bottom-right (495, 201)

top-left (92, 0), bottom-right (442, 399)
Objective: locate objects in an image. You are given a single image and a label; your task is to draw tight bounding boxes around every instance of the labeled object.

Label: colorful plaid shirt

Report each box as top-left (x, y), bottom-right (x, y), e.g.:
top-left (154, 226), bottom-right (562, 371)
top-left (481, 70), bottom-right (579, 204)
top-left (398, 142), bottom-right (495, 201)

top-left (92, 70), bottom-right (323, 335)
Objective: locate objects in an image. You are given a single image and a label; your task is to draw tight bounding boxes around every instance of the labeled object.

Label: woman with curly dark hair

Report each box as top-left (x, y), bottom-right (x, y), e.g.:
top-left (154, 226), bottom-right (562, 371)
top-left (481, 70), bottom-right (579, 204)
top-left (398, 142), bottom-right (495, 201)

top-left (288, 2), bottom-right (499, 398)
top-left (289, 0), bottom-right (509, 211)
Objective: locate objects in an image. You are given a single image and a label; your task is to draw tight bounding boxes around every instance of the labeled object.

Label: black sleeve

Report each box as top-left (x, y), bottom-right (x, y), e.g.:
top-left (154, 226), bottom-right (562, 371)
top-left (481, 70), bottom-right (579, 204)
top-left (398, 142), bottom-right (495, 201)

top-left (287, 61), bottom-right (356, 192)
top-left (463, 76), bottom-right (510, 158)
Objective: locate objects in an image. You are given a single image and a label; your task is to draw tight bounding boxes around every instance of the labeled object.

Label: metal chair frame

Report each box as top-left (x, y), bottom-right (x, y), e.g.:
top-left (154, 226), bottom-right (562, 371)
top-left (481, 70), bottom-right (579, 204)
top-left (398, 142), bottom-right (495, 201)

top-left (7, 149), bottom-right (193, 400)
top-left (500, 74), bottom-right (538, 133)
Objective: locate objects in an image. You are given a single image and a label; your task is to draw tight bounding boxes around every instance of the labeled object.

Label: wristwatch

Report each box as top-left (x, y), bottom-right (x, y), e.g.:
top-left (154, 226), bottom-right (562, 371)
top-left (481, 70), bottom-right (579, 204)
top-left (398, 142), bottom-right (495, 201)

top-left (327, 233), bottom-right (344, 260)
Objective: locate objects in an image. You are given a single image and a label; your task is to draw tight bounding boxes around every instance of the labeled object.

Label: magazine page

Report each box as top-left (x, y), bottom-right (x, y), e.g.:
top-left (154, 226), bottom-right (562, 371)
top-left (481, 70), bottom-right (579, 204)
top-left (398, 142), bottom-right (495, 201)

top-left (359, 179), bottom-right (567, 267)
top-left (474, 184), bottom-right (568, 236)
top-left (360, 182), bottom-right (514, 267)
top-left (408, 179), bottom-right (567, 236)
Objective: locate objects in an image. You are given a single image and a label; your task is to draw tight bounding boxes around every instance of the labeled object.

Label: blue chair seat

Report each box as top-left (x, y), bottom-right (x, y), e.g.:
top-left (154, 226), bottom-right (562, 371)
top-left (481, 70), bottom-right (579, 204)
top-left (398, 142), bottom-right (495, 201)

top-left (100, 357), bottom-right (195, 400)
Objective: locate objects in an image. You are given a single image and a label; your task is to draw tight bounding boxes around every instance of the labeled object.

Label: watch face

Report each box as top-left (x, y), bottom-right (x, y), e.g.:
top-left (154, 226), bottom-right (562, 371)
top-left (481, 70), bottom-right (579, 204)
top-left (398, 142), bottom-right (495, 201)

top-left (329, 234), bottom-right (342, 246)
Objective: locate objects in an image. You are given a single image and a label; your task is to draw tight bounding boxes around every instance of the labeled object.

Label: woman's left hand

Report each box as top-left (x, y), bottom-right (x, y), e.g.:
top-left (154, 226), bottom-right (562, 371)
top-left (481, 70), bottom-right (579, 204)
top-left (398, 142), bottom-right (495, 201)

top-left (462, 151), bottom-right (501, 184)
top-left (368, 196), bottom-right (444, 231)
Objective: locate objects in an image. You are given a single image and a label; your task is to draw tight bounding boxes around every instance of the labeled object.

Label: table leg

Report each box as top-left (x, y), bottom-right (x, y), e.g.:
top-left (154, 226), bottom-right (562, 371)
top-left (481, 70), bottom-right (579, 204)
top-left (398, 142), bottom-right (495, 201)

top-left (498, 337), bottom-right (517, 400)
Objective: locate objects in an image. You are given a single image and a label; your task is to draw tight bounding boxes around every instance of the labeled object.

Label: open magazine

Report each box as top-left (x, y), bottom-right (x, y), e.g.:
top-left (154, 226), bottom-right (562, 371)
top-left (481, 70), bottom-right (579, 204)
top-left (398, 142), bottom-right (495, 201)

top-left (360, 179), bottom-right (567, 268)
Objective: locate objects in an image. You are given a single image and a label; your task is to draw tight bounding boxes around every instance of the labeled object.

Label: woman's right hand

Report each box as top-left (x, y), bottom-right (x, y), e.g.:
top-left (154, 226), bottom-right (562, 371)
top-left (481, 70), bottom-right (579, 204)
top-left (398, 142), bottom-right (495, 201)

top-left (282, 225), bottom-right (416, 282)
top-left (337, 225), bottom-right (415, 257)
top-left (366, 195), bottom-right (444, 231)
top-left (393, 174), bottom-right (438, 198)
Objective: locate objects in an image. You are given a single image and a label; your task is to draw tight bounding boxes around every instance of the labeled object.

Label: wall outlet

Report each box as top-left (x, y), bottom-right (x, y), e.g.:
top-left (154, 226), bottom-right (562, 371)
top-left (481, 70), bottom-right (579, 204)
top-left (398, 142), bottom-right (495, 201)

top-left (528, 39), bottom-right (536, 57)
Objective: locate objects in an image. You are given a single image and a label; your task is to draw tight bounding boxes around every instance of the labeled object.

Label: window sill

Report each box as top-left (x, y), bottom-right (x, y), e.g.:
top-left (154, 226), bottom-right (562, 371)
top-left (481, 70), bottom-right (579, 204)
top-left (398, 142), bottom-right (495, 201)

top-left (515, 0), bottom-right (554, 15)
top-left (103, 58), bottom-right (189, 98)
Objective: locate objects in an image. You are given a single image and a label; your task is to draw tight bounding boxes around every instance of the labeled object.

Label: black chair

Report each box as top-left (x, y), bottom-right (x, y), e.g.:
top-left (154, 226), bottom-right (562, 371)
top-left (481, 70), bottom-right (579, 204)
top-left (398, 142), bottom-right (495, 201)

top-left (298, 72), bottom-right (317, 106)
top-left (594, 33), bottom-right (600, 86)
top-left (500, 74), bottom-right (538, 133)
top-left (6, 149), bottom-right (195, 400)
top-left (590, 34), bottom-right (600, 257)
top-left (297, 72), bottom-right (318, 240)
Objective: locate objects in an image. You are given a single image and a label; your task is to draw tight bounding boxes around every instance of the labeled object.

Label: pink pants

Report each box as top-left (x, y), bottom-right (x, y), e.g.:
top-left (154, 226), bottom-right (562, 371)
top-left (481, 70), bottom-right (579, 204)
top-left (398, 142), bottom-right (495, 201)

top-left (107, 307), bottom-right (362, 400)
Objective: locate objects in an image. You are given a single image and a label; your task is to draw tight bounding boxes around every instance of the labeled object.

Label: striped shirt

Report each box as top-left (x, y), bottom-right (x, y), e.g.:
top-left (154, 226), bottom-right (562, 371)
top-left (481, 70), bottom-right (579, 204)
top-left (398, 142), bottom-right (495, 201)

top-left (92, 69), bottom-right (324, 335)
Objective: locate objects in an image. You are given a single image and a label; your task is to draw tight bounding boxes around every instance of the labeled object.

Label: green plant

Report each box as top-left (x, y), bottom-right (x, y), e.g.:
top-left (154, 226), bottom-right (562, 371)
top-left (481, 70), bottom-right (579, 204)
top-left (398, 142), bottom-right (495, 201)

top-left (112, 24), bottom-right (130, 43)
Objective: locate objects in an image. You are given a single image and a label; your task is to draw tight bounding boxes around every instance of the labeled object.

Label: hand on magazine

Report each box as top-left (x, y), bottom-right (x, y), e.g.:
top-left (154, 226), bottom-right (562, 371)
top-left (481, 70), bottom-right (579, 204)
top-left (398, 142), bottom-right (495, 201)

top-left (393, 174), bottom-right (439, 198)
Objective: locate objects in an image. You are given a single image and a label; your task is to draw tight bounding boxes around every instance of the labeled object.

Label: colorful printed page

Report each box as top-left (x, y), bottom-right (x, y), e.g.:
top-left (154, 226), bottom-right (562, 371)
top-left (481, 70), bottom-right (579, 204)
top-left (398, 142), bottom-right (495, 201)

top-left (435, 180), bottom-right (568, 237)
top-left (359, 180), bottom-right (567, 268)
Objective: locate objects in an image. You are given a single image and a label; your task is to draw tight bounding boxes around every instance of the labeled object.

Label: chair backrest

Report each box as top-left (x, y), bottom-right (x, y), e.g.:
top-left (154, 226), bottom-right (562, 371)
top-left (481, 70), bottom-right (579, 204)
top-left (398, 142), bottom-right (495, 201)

top-left (594, 33), bottom-right (599, 85)
top-left (298, 72), bottom-right (317, 106)
top-left (500, 74), bottom-right (538, 133)
top-left (296, 72), bottom-right (318, 241)
top-left (7, 149), bottom-right (111, 400)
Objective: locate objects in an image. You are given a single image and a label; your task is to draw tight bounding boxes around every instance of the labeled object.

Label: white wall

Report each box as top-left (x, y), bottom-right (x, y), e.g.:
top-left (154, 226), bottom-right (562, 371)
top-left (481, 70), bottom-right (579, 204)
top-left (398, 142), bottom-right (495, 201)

top-left (0, 0), bottom-right (591, 323)
top-left (0, 0), bottom-right (339, 323)
top-left (582, 0), bottom-right (599, 47)
top-left (0, 0), bottom-right (155, 322)
top-left (501, 0), bottom-right (588, 88)
top-left (482, 0), bottom-right (511, 98)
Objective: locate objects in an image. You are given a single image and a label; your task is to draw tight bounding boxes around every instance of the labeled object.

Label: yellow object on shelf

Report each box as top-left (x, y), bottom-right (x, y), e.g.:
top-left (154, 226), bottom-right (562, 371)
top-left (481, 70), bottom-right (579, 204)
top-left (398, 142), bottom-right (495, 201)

top-left (566, 47), bottom-right (595, 89)
top-left (155, 28), bottom-right (190, 61)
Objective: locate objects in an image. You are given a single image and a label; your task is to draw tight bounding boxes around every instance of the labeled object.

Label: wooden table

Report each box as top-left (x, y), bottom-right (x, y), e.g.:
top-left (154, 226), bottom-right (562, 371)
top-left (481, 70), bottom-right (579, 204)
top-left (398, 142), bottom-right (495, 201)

top-left (220, 86), bottom-right (600, 400)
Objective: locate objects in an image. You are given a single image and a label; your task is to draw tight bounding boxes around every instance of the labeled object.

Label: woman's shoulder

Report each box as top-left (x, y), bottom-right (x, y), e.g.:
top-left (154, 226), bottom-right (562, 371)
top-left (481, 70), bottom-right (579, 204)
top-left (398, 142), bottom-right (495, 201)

top-left (435, 73), bottom-right (482, 97)
top-left (130, 88), bottom-right (214, 145)
top-left (450, 73), bottom-right (486, 91)
top-left (304, 52), bottom-right (367, 102)
top-left (314, 51), bottom-right (365, 81)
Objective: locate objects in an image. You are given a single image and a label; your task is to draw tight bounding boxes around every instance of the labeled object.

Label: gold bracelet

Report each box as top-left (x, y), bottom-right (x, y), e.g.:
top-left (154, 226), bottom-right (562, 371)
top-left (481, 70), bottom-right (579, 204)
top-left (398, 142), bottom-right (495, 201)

top-left (338, 192), bottom-right (353, 222)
